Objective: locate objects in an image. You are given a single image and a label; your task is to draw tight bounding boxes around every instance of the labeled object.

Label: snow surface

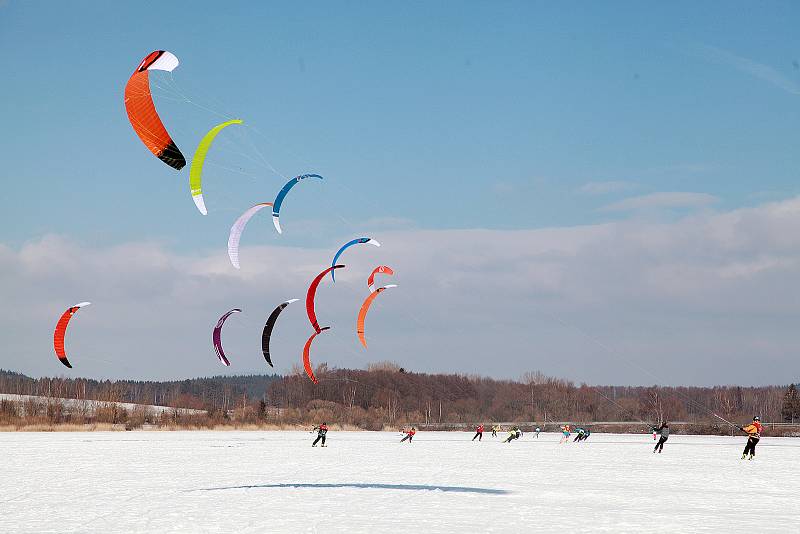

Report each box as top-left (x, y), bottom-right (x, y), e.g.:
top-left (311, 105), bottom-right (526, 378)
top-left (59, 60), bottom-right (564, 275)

top-left (1, 431), bottom-right (797, 533)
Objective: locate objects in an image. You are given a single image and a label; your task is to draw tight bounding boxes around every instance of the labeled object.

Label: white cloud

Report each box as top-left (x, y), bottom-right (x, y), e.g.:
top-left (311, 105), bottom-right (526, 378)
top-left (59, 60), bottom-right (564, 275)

top-left (691, 43), bottom-right (800, 95)
top-left (600, 192), bottom-right (719, 212)
top-left (3, 197), bottom-right (800, 386)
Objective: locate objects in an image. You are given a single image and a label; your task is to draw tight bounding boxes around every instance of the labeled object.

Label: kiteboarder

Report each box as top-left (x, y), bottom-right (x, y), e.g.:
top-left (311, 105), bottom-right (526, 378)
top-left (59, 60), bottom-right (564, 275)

top-left (741, 416), bottom-right (762, 460)
top-left (401, 427), bottom-right (416, 443)
top-left (652, 421), bottom-right (669, 453)
top-left (559, 424), bottom-right (571, 444)
top-left (312, 422), bottom-right (328, 447)
top-left (503, 426), bottom-right (521, 443)
top-left (472, 423), bottom-right (484, 441)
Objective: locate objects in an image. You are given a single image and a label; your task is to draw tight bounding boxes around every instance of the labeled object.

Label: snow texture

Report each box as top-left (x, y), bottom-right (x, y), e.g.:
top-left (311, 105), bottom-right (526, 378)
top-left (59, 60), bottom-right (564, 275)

top-left (0, 431), bottom-right (796, 533)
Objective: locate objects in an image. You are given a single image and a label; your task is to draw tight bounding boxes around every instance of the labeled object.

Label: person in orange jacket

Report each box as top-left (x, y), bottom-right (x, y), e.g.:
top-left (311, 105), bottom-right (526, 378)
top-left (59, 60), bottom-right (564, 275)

top-left (472, 423), bottom-right (484, 441)
top-left (401, 427), bottom-right (416, 443)
top-left (741, 416), bottom-right (763, 460)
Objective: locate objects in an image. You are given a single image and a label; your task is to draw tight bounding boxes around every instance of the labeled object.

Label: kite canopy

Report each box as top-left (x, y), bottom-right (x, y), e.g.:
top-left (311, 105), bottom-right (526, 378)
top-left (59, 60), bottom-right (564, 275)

top-left (367, 265), bottom-right (394, 292)
top-left (272, 174), bottom-right (324, 234)
top-left (190, 119), bottom-right (244, 215)
top-left (228, 202), bottom-right (273, 269)
top-left (261, 299), bottom-right (299, 367)
top-left (53, 302), bottom-right (91, 369)
top-left (213, 308), bottom-right (241, 366)
top-left (302, 327), bottom-right (330, 384)
top-left (331, 238), bottom-right (381, 282)
top-left (124, 51), bottom-right (185, 170)
top-left (306, 265), bottom-right (345, 333)
top-left (357, 285), bottom-right (397, 349)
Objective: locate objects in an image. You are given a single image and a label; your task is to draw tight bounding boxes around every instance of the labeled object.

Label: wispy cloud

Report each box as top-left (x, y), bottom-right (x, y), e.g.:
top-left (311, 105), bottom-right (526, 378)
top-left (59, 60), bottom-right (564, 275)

top-left (601, 192), bottom-right (719, 212)
top-left (691, 43), bottom-right (800, 95)
top-left (577, 181), bottom-right (637, 195)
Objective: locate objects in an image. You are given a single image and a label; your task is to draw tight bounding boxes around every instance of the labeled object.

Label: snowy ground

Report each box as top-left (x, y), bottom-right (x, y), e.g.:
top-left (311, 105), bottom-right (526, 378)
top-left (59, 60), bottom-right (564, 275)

top-left (1, 431), bottom-right (797, 533)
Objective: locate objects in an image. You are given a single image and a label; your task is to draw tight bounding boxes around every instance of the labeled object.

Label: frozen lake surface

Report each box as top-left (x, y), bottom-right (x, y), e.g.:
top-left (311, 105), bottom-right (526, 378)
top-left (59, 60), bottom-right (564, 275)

top-left (1, 431), bottom-right (797, 533)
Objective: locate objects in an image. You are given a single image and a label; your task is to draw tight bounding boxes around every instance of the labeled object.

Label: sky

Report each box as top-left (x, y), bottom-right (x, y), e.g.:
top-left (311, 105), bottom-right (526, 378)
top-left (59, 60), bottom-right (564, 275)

top-left (1, 1), bottom-right (799, 386)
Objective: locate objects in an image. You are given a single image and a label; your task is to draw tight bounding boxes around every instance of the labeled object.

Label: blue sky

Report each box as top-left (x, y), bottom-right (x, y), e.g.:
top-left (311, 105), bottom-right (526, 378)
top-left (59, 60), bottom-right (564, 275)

top-left (1, 1), bottom-right (799, 385)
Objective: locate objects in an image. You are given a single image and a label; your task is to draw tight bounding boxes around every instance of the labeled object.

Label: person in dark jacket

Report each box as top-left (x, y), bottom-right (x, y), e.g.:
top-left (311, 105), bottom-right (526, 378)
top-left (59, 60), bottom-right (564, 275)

top-left (652, 421), bottom-right (669, 453)
top-left (312, 422), bottom-right (328, 447)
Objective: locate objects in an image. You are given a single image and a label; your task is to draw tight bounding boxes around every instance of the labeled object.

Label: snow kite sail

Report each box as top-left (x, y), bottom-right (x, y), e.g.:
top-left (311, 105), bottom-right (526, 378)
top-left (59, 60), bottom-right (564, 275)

top-left (330, 238), bottom-right (380, 282)
top-left (213, 308), bottom-right (241, 366)
top-left (367, 265), bottom-right (394, 292)
top-left (53, 302), bottom-right (91, 369)
top-left (124, 51), bottom-right (186, 170)
top-left (357, 285), bottom-right (397, 349)
top-left (306, 265), bottom-right (345, 333)
top-left (271, 174), bottom-right (324, 234)
top-left (261, 298), bottom-right (299, 367)
top-left (189, 119), bottom-right (244, 215)
top-left (228, 202), bottom-right (273, 269)
top-left (302, 327), bottom-right (330, 384)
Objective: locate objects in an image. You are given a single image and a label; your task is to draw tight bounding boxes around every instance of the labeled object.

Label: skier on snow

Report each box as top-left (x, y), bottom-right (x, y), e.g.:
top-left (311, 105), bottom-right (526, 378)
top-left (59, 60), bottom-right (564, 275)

top-left (312, 422), bottom-right (328, 447)
top-left (652, 421), bottom-right (669, 453)
top-left (503, 426), bottom-right (521, 443)
top-left (401, 427), bottom-right (416, 443)
top-left (741, 416), bottom-right (763, 460)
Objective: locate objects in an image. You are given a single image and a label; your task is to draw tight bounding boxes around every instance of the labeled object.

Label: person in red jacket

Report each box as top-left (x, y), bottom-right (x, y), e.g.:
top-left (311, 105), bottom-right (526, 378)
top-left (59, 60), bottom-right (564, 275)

top-left (472, 423), bottom-right (484, 441)
top-left (741, 416), bottom-right (763, 460)
top-left (312, 422), bottom-right (328, 447)
top-left (400, 427), bottom-right (416, 443)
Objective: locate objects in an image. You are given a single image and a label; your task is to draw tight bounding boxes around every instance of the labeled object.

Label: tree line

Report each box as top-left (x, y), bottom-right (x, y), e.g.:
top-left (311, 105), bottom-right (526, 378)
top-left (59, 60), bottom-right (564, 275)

top-left (1, 366), bottom-right (798, 432)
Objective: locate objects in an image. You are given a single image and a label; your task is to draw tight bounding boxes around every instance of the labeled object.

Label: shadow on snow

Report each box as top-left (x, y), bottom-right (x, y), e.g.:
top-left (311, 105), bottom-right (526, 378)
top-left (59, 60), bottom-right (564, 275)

top-left (191, 483), bottom-right (510, 495)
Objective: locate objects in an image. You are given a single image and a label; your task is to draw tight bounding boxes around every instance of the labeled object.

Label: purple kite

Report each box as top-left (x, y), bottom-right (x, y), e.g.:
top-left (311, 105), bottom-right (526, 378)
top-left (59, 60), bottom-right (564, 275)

top-left (213, 308), bottom-right (241, 366)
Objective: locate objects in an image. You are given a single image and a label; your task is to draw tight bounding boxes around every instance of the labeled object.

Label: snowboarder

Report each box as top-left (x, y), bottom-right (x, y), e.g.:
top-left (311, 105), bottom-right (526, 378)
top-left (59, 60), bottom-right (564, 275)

top-left (559, 424), bottom-right (571, 444)
top-left (400, 427), bottom-right (416, 443)
top-left (472, 423), bottom-right (484, 441)
top-left (312, 422), bottom-right (328, 447)
top-left (652, 421), bottom-right (669, 453)
top-left (741, 416), bottom-right (763, 460)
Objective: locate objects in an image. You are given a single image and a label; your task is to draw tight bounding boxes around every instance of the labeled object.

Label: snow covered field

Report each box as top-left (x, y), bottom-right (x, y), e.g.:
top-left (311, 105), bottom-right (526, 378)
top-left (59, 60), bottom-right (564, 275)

top-left (1, 431), bottom-right (797, 533)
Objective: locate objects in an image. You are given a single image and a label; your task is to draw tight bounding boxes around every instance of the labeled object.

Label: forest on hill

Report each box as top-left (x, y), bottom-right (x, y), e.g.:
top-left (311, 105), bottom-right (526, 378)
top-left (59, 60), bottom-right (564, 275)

top-left (1, 365), bottom-right (798, 432)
